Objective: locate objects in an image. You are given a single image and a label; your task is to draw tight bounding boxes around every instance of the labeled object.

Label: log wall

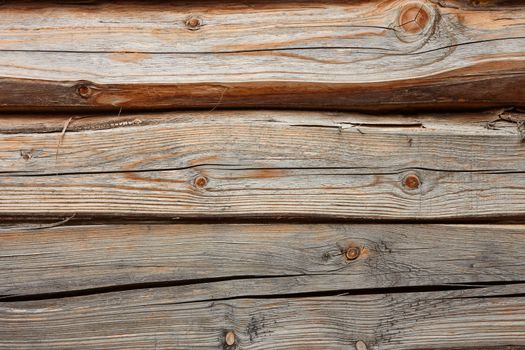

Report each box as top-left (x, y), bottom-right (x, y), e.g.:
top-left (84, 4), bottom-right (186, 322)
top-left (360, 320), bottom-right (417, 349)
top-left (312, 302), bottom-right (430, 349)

top-left (0, 1), bottom-right (524, 349)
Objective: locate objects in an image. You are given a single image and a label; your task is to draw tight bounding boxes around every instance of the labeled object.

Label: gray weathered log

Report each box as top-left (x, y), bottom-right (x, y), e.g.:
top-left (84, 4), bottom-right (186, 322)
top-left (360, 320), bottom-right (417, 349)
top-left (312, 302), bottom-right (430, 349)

top-left (0, 110), bottom-right (524, 220)
top-left (1, 283), bottom-right (524, 349)
top-left (1, 223), bottom-right (524, 297)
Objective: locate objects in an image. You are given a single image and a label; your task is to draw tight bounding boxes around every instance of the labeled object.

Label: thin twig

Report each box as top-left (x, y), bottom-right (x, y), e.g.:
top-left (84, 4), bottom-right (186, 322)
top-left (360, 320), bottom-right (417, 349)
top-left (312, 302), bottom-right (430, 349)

top-left (0, 213), bottom-right (76, 231)
top-left (56, 116), bottom-right (74, 161)
top-left (208, 87), bottom-right (228, 113)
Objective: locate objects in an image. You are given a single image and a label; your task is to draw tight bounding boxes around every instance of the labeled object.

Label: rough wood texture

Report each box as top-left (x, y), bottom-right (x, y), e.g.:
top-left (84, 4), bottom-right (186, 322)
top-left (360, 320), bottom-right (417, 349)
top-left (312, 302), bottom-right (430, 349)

top-left (1, 223), bottom-right (524, 297)
top-left (2, 1), bottom-right (525, 349)
top-left (1, 283), bottom-right (524, 349)
top-left (1, 0), bottom-right (525, 111)
top-left (0, 109), bottom-right (524, 220)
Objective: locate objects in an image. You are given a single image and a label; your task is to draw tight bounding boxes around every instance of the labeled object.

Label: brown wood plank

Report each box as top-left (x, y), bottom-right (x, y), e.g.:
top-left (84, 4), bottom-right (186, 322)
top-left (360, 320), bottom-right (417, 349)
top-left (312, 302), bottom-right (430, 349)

top-left (1, 223), bottom-right (524, 297)
top-left (0, 110), bottom-right (524, 220)
top-left (0, 1), bottom-right (525, 111)
top-left (1, 283), bottom-right (523, 349)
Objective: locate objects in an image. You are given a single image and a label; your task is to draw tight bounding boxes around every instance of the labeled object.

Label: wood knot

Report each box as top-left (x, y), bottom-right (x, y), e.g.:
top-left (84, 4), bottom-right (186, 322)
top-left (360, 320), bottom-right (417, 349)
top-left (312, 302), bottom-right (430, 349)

top-left (194, 175), bottom-right (208, 188)
top-left (402, 173), bottom-right (421, 190)
top-left (345, 246), bottom-right (361, 261)
top-left (77, 84), bottom-right (92, 99)
top-left (185, 16), bottom-right (202, 30)
top-left (20, 150), bottom-right (32, 161)
top-left (399, 4), bottom-right (430, 34)
top-left (395, 3), bottom-right (437, 43)
top-left (356, 340), bottom-right (368, 350)
top-left (225, 330), bottom-right (236, 347)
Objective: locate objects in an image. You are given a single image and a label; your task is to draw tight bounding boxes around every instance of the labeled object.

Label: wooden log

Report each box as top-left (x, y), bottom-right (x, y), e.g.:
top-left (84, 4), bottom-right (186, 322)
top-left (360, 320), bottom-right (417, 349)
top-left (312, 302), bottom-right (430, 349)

top-left (1, 283), bottom-right (523, 349)
top-left (1, 223), bottom-right (524, 297)
top-left (0, 0), bottom-right (525, 111)
top-left (0, 109), bottom-right (524, 220)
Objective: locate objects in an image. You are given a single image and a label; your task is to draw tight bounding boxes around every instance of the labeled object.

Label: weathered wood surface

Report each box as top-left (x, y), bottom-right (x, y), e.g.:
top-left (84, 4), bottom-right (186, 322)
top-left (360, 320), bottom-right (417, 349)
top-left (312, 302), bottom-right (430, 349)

top-left (1, 283), bottom-right (524, 349)
top-left (2, 2), bottom-right (524, 349)
top-left (1, 0), bottom-right (525, 111)
top-left (1, 223), bottom-right (524, 297)
top-left (1, 109), bottom-right (524, 220)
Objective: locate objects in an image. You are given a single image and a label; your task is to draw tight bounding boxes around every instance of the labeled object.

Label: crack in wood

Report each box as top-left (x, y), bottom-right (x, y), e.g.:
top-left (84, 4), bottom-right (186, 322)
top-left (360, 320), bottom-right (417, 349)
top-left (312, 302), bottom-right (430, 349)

top-left (3, 278), bottom-right (523, 303)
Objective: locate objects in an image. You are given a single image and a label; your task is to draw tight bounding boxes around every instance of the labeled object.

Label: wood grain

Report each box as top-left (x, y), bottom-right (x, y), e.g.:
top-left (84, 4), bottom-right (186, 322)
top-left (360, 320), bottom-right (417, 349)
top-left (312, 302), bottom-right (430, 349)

top-left (0, 0), bottom-right (525, 111)
top-left (1, 283), bottom-right (523, 349)
top-left (1, 223), bottom-right (524, 297)
top-left (0, 109), bottom-right (524, 220)
top-left (2, 2), bottom-right (524, 349)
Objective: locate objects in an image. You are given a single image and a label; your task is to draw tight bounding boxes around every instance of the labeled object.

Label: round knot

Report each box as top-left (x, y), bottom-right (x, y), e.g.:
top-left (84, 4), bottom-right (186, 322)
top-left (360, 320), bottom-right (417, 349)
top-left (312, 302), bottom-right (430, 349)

top-left (225, 330), bottom-right (236, 346)
top-left (185, 16), bottom-right (202, 30)
top-left (345, 246), bottom-right (361, 261)
top-left (395, 3), bottom-right (437, 43)
top-left (194, 175), bottom-right (208, 189)
top-left (402, 173), bottom-right (421, 190)
top-left (399, 4), bottom-right (430, 34)
top-left (77, 84), bottom-right (92, 99)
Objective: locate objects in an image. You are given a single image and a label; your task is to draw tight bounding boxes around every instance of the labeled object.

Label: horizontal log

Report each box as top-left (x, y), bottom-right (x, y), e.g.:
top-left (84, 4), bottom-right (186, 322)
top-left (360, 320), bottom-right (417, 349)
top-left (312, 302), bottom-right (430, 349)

top-left (0, 109), bottom-right (524, 219)
top-left (1, 223), bottom-right (524, 297)
top-left (0, 1), bottom-right (525, 111)
top-left (1, 283), bottom-right (523, 349)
